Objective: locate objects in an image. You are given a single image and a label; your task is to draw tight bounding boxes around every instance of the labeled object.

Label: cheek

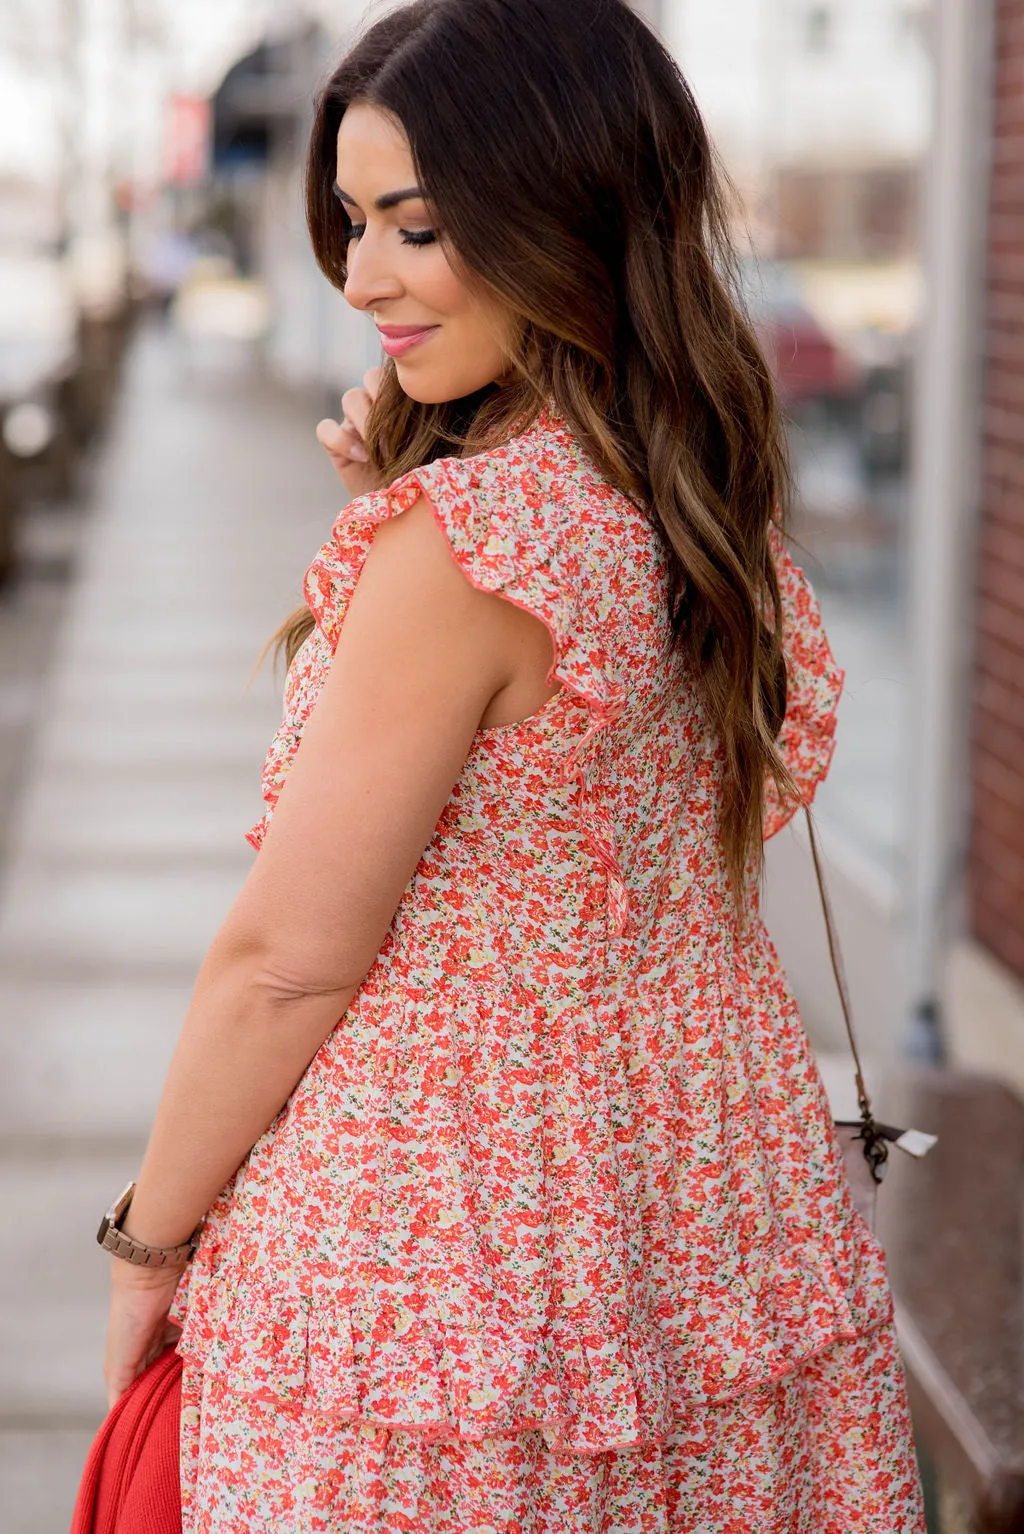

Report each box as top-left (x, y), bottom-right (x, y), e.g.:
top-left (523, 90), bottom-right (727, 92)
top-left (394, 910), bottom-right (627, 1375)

top-left (407, 248), bottom-right (472, 319)
top-left (433, 274), bottom-right (514, 359)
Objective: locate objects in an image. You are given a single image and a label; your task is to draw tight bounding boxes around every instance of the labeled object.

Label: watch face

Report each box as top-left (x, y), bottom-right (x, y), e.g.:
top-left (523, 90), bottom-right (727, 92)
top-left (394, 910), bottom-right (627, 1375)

top-left (110, 1181), bottom-right (135, 1225)
top-left (97, 1181), bottom-right (135, 1249)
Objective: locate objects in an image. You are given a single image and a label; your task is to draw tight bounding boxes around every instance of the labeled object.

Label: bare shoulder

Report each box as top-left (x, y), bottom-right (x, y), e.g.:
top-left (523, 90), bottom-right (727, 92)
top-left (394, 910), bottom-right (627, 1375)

top-left (356, 492), bottom-right (546, 647)
top-left (361, 493), bottom-right (475, 605)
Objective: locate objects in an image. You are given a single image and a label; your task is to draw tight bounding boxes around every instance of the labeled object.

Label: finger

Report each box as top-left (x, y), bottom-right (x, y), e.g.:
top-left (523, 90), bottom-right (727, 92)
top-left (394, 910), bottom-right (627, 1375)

top-left (316, 417), bottom-right (344, 450)
top-left (363, 365), bottom-right (384, 398)
top-left (316, 419), bottom-right (368, 463)
top-left (340, 386), bottom-right (372, 439)
top-left (316, 418), bottom-right (357, 457)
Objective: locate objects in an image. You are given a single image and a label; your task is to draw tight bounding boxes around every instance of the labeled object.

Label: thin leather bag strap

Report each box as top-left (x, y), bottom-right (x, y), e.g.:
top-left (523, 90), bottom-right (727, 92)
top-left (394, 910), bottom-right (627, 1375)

top-left (803, 805), bottom-right (889, 1180)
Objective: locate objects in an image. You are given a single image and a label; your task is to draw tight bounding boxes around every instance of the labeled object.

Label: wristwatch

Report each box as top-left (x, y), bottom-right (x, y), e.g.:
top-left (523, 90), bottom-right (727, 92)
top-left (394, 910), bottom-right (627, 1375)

top-left (96, 1181), bottom-right (202, 1268)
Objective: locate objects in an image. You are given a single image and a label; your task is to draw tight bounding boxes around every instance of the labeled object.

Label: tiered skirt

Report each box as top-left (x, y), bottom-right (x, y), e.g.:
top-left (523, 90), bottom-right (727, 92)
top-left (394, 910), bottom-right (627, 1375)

top-left (180, 1319), bottom-right (925, 1533)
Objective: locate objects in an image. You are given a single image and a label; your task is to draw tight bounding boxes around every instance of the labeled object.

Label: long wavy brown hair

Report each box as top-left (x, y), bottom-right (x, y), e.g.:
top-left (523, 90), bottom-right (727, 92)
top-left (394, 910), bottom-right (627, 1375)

top-left (282, 0), bottom-right (794, 894)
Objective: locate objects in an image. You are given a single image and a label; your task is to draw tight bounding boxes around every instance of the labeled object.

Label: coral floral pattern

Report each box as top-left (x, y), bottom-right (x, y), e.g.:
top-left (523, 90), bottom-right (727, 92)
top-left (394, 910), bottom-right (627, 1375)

top-left (172, 404), bottom-right (925, 1531)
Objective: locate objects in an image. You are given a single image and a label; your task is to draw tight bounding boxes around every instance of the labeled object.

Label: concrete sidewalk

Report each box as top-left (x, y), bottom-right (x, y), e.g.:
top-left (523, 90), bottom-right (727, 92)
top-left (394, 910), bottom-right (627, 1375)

top-left (0, 322), bottom-right (342, 1531)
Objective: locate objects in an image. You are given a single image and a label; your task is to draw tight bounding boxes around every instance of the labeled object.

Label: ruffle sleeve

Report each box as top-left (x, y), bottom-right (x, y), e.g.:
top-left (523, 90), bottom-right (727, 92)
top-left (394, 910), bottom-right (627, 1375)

top-left (303, 449), bottom-right (621, 719)
top-left (763, 526), bottom-right (844, 840)
top-left (293, 437), bottom-right (632, 934)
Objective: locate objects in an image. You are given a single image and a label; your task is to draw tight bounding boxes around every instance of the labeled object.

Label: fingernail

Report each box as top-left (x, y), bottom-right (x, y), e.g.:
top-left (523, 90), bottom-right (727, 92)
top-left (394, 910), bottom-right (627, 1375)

top-left (349, 444), bottom-right (368, 461)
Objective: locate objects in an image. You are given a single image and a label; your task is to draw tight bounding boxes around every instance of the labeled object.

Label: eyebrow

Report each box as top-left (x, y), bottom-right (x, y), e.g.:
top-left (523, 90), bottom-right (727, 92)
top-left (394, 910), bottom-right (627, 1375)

top-left (332, 182), bottom-right (425, 212)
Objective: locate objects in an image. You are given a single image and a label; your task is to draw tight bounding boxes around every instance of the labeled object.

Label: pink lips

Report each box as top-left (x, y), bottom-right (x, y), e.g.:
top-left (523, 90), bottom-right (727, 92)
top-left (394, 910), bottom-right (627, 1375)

top-left (376, 323), bottom-right (440, 358)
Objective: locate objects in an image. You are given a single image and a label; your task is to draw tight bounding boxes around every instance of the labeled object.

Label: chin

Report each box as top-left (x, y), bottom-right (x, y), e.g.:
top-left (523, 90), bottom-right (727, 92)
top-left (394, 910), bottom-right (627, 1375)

top-left (395, 363), bottom-right (504, 406)
top-left (395, 376), bottom-right (452, 405)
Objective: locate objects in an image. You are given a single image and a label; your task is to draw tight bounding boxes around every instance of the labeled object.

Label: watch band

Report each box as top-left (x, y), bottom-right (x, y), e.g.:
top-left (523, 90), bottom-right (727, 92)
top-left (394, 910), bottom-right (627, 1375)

top-left (96, 1180), bottom-right (201, 1268)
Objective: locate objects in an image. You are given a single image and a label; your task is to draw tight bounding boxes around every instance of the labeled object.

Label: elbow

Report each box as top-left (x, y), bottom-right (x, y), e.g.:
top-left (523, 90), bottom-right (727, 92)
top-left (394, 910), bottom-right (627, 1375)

top-left (248, 961), bottom-right (363, 1008)
top-left (205, 924), bottom-right (364, 1010)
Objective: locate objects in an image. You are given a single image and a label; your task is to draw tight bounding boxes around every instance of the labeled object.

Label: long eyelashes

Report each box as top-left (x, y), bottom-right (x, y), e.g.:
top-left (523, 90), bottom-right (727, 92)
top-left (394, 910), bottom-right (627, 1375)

top-left (345, 224), bottom-right (438, 247)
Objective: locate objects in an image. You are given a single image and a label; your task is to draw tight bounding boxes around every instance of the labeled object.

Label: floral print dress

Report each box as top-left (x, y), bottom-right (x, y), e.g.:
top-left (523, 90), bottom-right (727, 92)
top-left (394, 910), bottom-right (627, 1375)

top-left (170, 404), bottom-right (925, 1533)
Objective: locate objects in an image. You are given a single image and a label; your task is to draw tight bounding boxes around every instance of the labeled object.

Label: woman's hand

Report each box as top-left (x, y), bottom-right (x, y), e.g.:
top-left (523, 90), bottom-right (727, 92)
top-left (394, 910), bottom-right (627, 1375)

top-left (316, 366), bottom-right (385, 497)
top-left (103, 1259), bottom-right (184, 1409)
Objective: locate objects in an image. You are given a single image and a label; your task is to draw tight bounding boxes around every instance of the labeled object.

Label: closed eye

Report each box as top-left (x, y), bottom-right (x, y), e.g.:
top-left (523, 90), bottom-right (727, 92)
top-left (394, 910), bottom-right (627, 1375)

top-left (345, 223), bottom-right (437, 248)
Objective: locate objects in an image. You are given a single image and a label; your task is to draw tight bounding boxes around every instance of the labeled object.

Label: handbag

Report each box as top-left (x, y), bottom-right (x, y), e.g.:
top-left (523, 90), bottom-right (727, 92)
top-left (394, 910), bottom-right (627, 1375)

top-left (70, 1344), bottom-right (183, 1534)
top-left (804, 807), bottom-right (936, 1231)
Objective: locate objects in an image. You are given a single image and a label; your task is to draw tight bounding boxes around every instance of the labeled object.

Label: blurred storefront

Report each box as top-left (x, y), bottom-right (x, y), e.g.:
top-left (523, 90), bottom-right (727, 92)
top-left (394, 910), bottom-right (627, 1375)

top-left (204, 19), bottom-right (375, 395)
top-left (668, 10), bottom-right (1024, 1522)
top-left (640, 0), bottom-right (933, 1064)
top-left (734, 0), bottom-right (1024, 1116)
top-left (654, 0), bottom-right (1024, 1122)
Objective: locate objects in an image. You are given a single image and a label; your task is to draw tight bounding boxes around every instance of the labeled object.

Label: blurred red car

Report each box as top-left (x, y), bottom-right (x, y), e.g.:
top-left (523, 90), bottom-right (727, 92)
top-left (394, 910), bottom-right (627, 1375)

top-left (738, 259), bottom-right (860, 414)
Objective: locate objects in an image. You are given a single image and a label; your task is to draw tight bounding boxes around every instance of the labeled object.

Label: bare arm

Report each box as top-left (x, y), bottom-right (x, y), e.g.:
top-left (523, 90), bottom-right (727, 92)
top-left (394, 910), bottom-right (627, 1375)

top-left (119, 495), bottom-right (553, 1252)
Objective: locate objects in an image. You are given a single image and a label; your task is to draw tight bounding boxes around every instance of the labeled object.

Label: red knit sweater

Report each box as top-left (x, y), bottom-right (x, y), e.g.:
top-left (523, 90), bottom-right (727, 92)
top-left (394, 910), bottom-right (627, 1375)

top-left (71, 1347), bottom-right (182, 1534)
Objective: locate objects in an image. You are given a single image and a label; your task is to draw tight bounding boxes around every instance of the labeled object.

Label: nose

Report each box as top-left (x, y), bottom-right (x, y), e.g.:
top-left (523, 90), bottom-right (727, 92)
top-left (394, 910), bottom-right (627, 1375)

top-left (343, 229), bottom-right (403, 312)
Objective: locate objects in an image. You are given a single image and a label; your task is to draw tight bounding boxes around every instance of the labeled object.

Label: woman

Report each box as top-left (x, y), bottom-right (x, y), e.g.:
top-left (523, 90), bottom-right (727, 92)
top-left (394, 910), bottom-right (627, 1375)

top-left (100, 0), bottom-right (925, 1528)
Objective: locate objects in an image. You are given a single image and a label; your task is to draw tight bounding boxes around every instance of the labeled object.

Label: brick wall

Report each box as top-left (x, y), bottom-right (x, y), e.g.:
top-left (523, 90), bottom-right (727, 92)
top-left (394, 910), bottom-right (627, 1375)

top-left (970, 0), bottom-right (1024, 978)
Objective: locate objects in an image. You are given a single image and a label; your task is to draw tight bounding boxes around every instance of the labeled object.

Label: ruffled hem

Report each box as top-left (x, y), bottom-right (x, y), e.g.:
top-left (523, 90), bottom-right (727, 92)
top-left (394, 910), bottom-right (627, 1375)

top-left (297, 424), bottom-right (633, 934)
top-left (763, 526), bottom-right (845, 840)
top-left (180, 1321), bottom-right (926, 1534)
top-left (176, 1226), bottom-right (892, 1456)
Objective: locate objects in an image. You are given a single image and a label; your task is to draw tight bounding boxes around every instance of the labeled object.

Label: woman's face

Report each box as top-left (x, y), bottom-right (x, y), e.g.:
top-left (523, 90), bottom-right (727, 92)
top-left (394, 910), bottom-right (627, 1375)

top-left (335, 102), bottom-right (519, 404)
